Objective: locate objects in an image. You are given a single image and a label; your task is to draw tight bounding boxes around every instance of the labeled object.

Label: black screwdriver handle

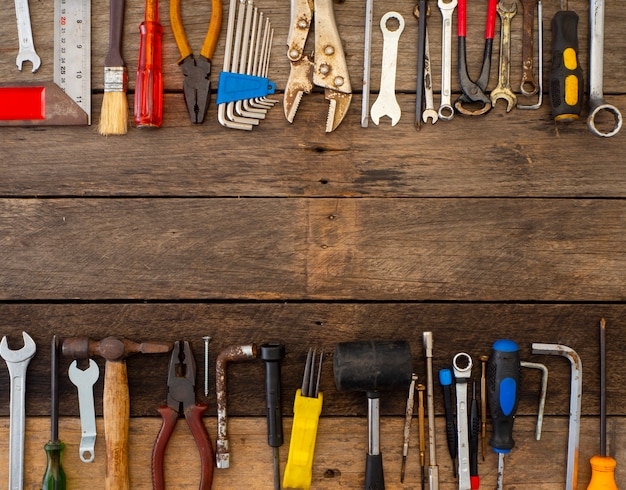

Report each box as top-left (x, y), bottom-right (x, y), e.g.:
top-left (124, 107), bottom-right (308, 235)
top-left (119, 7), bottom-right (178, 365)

top-left (439, 369), bottom-right (457, 474)
top-left (261, 343), bottom-right (285, 448)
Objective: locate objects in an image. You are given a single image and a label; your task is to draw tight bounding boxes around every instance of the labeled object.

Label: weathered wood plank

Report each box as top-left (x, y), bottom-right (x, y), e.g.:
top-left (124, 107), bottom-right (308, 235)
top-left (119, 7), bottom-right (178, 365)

top-left (3, 416), bottom-right (624, 488)
top-left (0, 303), bottom-right (623, 417)
top-left (1, 93), bottom-right (625, 197)
top-left (1, 198), bottom-right (625, 301)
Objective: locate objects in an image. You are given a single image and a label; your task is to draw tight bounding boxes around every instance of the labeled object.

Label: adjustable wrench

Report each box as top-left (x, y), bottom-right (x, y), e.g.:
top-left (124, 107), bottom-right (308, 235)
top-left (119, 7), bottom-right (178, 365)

top-left (370, 12), bottom-right (405, 126)
top-left (69, 359), bottom-right (100, 463)
top-left (14, 0), bottom-right (41, 72)
top-left (438, 0), bottom-right (457, 120)
top-left (587, 0), bottom-right (623, 137)
top-left (452, 352), bottom-right (472, 490)
top-left (490, 0), bottom-right (517, 111)
top-left (0, 332), bottom-right (37, 490)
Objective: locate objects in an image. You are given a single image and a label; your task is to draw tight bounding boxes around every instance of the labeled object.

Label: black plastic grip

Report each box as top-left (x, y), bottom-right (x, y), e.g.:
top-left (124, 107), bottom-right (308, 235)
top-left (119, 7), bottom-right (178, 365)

top-left (364, 453), bottom-right (384, 490)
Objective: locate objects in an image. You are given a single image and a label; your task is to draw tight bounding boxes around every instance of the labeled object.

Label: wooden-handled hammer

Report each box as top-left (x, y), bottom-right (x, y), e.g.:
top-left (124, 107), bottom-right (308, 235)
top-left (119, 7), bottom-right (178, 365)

top-left (62, 336), bottom-right (172, 490)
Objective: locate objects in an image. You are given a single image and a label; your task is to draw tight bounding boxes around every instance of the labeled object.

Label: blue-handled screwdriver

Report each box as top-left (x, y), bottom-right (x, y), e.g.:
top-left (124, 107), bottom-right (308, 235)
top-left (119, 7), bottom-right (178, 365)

top-left (487, 339), bottom-right (521, 490)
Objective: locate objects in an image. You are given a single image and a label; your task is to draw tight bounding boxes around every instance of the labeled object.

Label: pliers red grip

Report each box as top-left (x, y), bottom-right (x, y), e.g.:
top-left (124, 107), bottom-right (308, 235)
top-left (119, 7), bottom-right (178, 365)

top-left (152, 341), bottom-right (215, 490)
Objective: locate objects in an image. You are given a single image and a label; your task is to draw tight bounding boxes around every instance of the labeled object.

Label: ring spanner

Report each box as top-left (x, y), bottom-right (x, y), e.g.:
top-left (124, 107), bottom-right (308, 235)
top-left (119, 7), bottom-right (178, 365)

top-left (453, 352), bottom-right (472, 490)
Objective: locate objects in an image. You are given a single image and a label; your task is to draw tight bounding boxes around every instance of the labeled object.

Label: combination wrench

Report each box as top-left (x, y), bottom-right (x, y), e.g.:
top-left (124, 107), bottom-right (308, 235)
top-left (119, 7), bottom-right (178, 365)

top-left (0, 332), bottom-right (37, 490)
top-left (69, 359), bottom-right (100, 463)
top-left (370, 12), bottom-right (405, 126)
top-left (490, 0), bottom-right (517, 111)
top-left (587, 0), bottom-right (622, 137)
top-left (14, 0), bottom-right (41, 72)
top-left (413, 3), bottom-right (437, 124)
top-left (453, 352), bottom-right (472, 490)
top-left (438, 0), bottom-right (457, 120)
top-left (519, 0), bottom-right (538, 96)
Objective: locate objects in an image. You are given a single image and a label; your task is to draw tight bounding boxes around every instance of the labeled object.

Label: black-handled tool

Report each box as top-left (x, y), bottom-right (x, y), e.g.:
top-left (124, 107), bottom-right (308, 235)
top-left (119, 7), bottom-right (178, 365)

top-left (438, 368), bottom-right (457, 477)
top-left (261, 343), bottom-right (285, 490)
top-left (469, 381), bottom-right (480, 489)
top-left (487, 339), bottom-right (521, 490)
top-left (549, 0), bottom-right (583, 122)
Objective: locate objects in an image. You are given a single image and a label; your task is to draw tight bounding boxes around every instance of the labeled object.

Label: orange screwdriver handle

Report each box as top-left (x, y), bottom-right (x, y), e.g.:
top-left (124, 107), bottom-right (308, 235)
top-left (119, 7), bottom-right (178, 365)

top-left (134, 0), bottom-right (163, 128)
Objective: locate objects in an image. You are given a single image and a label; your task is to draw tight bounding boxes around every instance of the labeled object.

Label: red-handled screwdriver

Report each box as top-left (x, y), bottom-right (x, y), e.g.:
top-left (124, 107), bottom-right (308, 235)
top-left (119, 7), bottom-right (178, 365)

top-left (134, 0), bottom-right (164, 128)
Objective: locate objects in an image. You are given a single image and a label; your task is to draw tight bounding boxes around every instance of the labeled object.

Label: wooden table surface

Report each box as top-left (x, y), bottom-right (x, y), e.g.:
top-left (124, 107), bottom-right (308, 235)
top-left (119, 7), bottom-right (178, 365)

top-left (0, 0), bottom-right (625, 487)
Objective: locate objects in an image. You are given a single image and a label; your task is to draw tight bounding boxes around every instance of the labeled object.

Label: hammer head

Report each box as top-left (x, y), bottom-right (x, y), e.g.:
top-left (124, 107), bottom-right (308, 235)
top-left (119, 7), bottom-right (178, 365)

top-left (334, 340), bottom-right (413, 393)
top-left (62, 336), bottom-right (172, 362)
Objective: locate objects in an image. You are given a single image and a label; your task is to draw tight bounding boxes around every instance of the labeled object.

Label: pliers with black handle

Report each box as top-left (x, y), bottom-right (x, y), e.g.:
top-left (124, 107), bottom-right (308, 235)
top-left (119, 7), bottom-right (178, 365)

top-left (152, 341), bottom-right (214, 489)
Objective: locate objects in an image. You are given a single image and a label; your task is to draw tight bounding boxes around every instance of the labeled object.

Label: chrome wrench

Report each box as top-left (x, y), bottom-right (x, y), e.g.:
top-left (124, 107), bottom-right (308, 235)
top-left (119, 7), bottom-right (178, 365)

top-left (422, 26), bottom-right (438, 124)
top-left (14, 0), bottom-right (41, 72)
top-left (0, 332), bottom-right (37, 490)
top-left (531, 343), bottom-right (581, 490)
top-left (438, 0), bottom-right (457, 120)
top-left (587, 0), bottom-right (623, 137)
top-left (452, 352), bottom-right (472, 490)
top-left (370, 12), bottom-right (405, 126)
top-left (69, 359), bottom-right (100, 463)
top-left (490, 0), bottom-right (517, 111)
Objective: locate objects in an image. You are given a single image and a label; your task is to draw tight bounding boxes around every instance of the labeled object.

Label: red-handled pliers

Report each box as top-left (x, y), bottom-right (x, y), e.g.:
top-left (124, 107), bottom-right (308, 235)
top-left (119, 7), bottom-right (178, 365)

top-left (152, 341), bottom-right (214, 490)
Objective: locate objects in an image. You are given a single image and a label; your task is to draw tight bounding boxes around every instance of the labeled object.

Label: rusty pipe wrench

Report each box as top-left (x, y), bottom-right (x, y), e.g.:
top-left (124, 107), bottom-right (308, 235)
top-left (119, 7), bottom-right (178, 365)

top-left (0, 332), bottom-right (37, 490)
top-left (490, 0), bottom-right (517, 111)
top-left (438, 0), bottom-right (457, 120)
top-left (531, 343), bottom-right (581, 490)
top-left (452, 352), bottom-right (472, 490)
top-left (587, 0), bottom-right (623, 137)
top-left (519, 0), bottom-right (538, 95)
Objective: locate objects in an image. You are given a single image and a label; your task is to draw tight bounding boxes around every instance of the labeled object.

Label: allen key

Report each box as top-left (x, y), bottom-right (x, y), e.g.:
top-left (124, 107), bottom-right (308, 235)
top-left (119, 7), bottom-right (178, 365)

top-left (520, 360), bottom-right (548, 440)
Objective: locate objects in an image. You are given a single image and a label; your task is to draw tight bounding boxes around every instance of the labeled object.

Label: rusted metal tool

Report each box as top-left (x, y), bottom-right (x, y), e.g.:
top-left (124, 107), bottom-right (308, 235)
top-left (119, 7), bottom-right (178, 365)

top-left (62, 336), bottom-right (172, 490)
top-left (455, 0), bottom-right (497, 116)
top-left (400, 373), bottom-right (418, 482)
top-left (517, 0), bottom-right (543, 109)
top-left (490, 0), bottom-right (518, 111)
top-left (215, 344), bottom-right (258, 469)
top-left (152, 341), bottom-right (214, 490)
top-left (414, 0), bottom-right (428, 128)
top-left (519, 0), bottom-right (538, 95)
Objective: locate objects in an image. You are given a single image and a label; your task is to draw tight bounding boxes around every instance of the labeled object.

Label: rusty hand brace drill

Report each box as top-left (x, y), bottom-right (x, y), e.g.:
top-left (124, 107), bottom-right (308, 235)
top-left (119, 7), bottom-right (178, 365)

top-left (63, 336), bottom-right (172, 490)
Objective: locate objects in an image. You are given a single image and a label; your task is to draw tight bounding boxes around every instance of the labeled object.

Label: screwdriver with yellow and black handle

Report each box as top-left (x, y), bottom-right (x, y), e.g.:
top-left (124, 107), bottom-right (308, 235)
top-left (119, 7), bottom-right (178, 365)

top-left (549, 0), bottom-right (584, 122)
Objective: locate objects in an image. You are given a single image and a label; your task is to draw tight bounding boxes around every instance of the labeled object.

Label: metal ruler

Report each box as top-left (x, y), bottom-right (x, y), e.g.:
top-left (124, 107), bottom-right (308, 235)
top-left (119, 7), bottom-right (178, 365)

top-left (53, 0), bottom-right (91, 124)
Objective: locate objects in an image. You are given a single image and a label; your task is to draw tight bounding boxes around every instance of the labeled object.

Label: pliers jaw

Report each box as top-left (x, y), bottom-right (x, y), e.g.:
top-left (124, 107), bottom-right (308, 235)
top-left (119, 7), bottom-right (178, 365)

top-left (181, 55), bottom-right (212, 124)
top-left (166, 340), bottom-right (197, 412)
top-left (455, 38), bottom-right (493, 116)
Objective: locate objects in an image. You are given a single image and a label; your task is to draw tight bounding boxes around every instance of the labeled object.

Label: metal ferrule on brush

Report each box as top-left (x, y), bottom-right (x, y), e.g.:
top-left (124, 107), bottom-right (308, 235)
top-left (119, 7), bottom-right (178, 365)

top-left (104, 67), bottom-right (127, 92)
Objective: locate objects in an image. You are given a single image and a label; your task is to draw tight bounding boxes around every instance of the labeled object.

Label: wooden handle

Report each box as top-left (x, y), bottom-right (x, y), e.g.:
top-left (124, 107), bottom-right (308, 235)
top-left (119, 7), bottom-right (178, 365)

top-left (104, 361), bottom-right (130, 490)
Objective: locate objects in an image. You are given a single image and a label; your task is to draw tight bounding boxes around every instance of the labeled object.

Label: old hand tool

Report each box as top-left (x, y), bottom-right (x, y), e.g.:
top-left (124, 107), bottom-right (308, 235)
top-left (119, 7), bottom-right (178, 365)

top-left (1, 331), bottom-right (37, 490)
top-left (216, 344), bottom-right (258, 468)
top-left (361, 0), bottom-right (374, 127)
top-left (68, 358), bottom-right (99, 462)
top-left (284, 0), bottom-right (352, 132)
top-left (479, 355), bottom-right (487, 461)
top-left (531, 343), bottom-right (581, 490)
top-left (283, 348), bottom-right (324, 490)
top-left (549, 0), bottom-right (583, 123)
top-left (414, 3), bottom-right (438, 125)
top-left (453, 353), bottom-right (472, 490)
top-left (469, 381), bottom-right (479, 489)
top-left (400, 373), bottom-right (418, 482)
top-left (260, 343), bottom-right (286, 490)
top-left (439, 369), bottom-right (457, 477)
top-left (62, 336), bottom-right (172, 490)
top-left (203, 336), bottom-right (211, 397)
top-left (334, 340), bottom-right (412, 490)
top-left (417, 383), bottom-right (426, 490)
top-left (488, 340), bottom-right (521, 490)
top-left (171, 0), bottom-right (222, 123)
top-left (423, 332), bottom-right (439, 490)
top-left (517, 0), bottom-right (542, 109)
top-left (520, 360), bottom-right (548, 440)
top-left (13, 0), bottom-right (41, 72)
top-left (134, 0), bottom-right (163, 127)
top-left (414, 0), bottom-right (428, 128)
top-left (43, 336), bottom-right (66, 490)
top-left (586, 319), bottom-right (618, 490)
top-left (519, 0), bottom-right (538, 95)
top-left (490, 0), bottom-right (518, 111)
top-left (454, 0), bottom-right (497, 116)
top-left (587, 0), bottom-right (623, 137)
top-left (371, 12), bottom-right (405, 126)
top-left (153, 341), bottom-right (214, 490)
top-left (438, 0), bottom-right (457, 120)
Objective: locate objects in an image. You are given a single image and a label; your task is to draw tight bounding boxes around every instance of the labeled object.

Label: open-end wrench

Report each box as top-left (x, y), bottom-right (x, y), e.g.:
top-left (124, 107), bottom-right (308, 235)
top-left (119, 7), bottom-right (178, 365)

top-left (69, 359), bottom-right (100, 463)
top-left (0, 332), bottom-right (37, 490)
top-left (438, 0), bottom-right (457, 120)
top-left (14, 0), bottom-right (41, 72)
top-left (518, 0), bottom-right (542, 109)
top-left (531, 343), bottom-right (581, 490)
top-left (519, 0), bottom-right (538, 95)
top-left (587, 0), bottom-right (623, 137)
top-left (370, 12), bottom-right (405, 126)
top-left (452, 352), bottom-right (472, 490)
top-left (490, 0), bottom-right (517, 111)
top-left (413, 5), bottom-right (438, 124)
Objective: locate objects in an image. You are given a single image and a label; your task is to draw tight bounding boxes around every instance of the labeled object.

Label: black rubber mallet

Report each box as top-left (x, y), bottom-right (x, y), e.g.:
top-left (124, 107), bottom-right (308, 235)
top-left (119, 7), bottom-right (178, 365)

top-left (334, 340), bottom-right (413, 490)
